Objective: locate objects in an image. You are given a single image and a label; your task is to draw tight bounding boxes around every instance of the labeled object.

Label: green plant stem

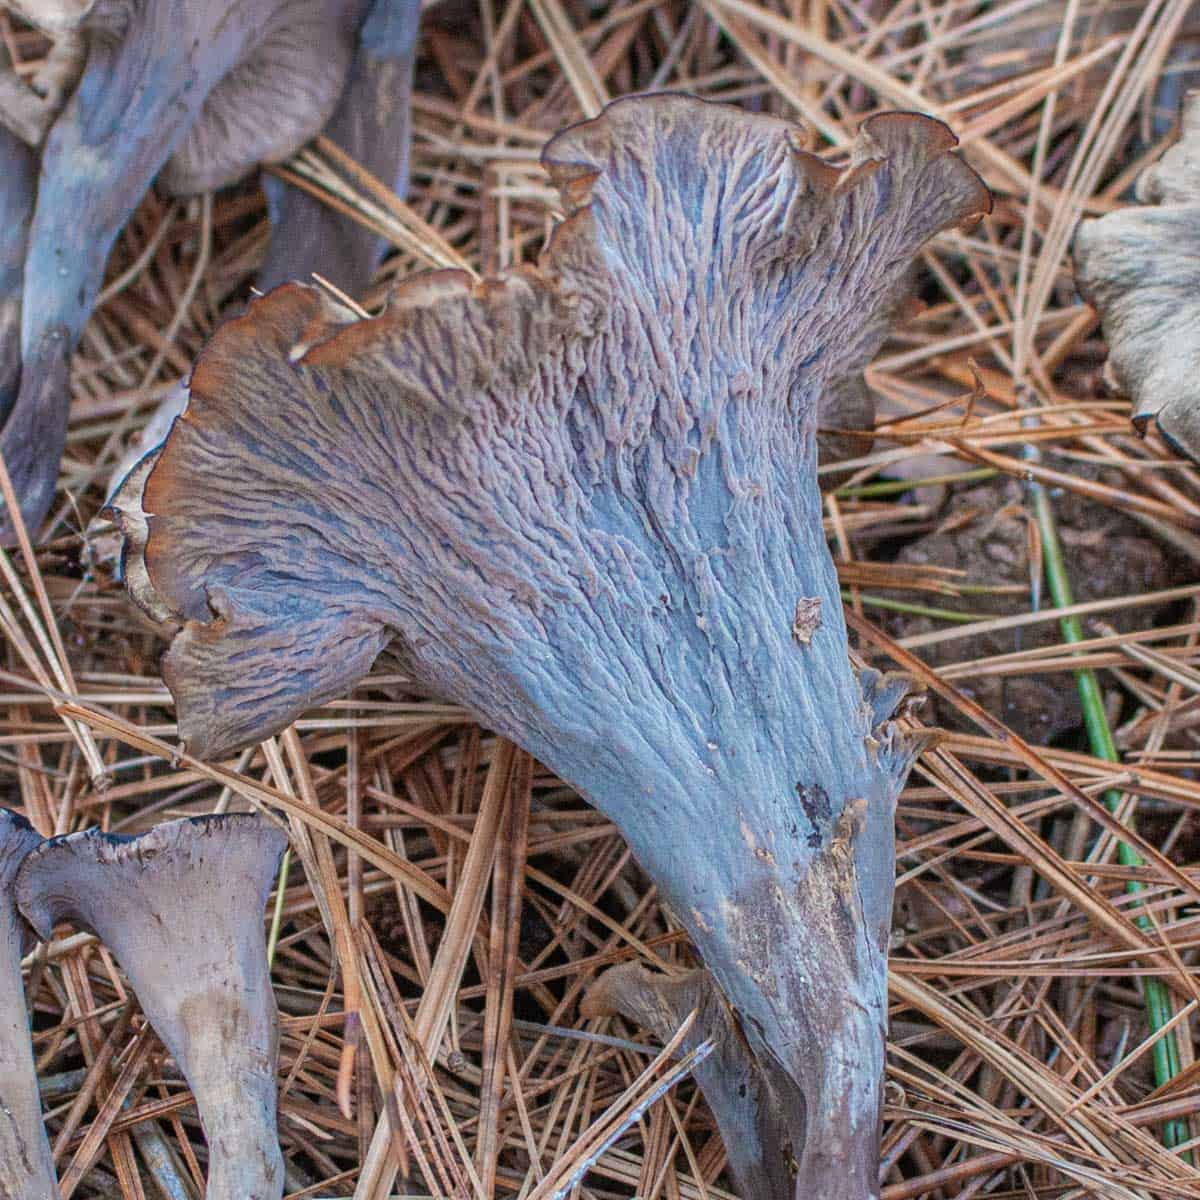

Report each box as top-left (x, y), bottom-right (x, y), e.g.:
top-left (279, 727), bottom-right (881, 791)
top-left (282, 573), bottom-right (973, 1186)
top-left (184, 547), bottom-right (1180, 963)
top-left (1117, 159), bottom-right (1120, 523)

top-left (267, 847), bottom-right (291, 969)
top-left (1031, 481), bottom-right (1189, 1152)
top-left (839, 591), bottom-right (978, 623)
top-left (834, 466), bottom-right (997, 499)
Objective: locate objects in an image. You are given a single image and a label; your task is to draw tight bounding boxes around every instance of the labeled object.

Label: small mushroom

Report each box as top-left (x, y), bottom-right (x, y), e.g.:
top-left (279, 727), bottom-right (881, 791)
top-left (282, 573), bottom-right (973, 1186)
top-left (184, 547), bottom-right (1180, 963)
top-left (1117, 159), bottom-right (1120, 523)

top-left (0, 808), bottom-right (57, 1200)
top-left (91, 0), bottom-right (420, 564)
top-left (1074, 91), bottom-right (1200, 463)
top-left (116, 95), bottom-right (987, 1194)
top-left (0, 0), bottom-right (370, 542)
top-left (15, 814), bottom-right (288, 1200)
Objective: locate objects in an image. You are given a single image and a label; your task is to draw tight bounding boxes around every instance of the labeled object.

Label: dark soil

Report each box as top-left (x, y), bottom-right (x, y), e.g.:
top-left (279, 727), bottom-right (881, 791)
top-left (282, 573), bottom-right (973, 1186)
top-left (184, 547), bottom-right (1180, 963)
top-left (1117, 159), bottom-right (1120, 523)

top-left (883, 467), bottom-right (1184, 744)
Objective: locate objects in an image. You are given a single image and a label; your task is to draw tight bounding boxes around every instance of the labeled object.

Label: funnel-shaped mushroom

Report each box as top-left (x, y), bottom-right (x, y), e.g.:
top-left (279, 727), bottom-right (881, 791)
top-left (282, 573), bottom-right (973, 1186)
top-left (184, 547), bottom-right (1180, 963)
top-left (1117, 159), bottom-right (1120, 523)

top-left (1074, 91), bottom-right (1200, 463)
top-left (117, 95), bottom-right (988, 1196)
top-left (15, 814), bottom-right (288, 1200)
top-left (0, 0), bottom-right (365, 542)
top-left (0, 808), bottom-right (57, 1200)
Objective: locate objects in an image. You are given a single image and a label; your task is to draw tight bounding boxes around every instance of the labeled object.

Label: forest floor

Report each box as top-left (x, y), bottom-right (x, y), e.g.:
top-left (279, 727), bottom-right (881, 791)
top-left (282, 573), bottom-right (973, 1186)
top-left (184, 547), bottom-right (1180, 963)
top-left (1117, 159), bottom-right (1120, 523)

top-left (5, 2), bottom-right (1200, 1197)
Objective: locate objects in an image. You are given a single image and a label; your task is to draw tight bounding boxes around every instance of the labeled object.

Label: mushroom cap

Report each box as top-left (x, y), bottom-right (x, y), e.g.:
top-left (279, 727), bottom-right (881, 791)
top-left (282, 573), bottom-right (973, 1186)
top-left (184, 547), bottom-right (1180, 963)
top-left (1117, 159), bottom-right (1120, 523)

top-left (15, 813), bottom-right (286, 942)
top-left (1073, 91), bottom-right (1200, 463)
top-left (117, 94), bottom-right (989, 763)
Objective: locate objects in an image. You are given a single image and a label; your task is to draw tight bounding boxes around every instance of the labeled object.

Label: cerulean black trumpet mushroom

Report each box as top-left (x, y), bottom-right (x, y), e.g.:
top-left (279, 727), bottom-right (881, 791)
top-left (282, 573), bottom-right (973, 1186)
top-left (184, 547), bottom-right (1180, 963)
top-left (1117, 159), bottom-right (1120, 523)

top-left (0, 0), bottom-right (420, 544)
top-left (114, 94), bottom-right (989, 1197)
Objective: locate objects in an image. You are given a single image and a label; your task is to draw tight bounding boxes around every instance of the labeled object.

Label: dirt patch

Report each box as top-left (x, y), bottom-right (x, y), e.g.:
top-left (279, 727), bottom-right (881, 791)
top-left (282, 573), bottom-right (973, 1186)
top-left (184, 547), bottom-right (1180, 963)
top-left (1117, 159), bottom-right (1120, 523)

top-left (882, 468), bottom-right (1182, 743)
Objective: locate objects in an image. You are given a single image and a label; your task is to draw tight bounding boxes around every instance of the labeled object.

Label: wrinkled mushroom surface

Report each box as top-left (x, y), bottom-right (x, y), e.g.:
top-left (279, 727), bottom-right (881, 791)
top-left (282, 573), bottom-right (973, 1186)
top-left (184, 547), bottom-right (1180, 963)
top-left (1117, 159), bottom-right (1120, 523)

top-left (16, 814), bottom-right (288, 1200)
top-left (0, 808), bottom-right (56, 1200)
top-left (119, 94), bottom-right (987, 1196)
top-left (1074, 91), bottom-right (1200, 462)
top-left (0, 0), bottom-right (364, 543)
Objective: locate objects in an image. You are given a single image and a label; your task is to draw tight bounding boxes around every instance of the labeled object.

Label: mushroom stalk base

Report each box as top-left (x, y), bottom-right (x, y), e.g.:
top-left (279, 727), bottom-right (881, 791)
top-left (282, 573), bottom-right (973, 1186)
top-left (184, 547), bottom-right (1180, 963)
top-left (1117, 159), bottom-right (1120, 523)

top-left (190, 1070), bottom-right (283, 1200)
top-left (603, 750), bottom-right (895, 1200)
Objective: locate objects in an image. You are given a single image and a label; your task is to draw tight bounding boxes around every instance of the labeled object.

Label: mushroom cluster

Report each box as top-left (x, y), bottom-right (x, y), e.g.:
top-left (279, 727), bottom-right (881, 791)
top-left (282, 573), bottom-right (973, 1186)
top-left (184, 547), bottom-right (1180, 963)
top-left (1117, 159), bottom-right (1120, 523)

top-left (0, 0), bottom-right (420, 543)
top-left (114, 93), bottom-right (989, 1196)
top-left (0, 810), bottom-right (287, 1200)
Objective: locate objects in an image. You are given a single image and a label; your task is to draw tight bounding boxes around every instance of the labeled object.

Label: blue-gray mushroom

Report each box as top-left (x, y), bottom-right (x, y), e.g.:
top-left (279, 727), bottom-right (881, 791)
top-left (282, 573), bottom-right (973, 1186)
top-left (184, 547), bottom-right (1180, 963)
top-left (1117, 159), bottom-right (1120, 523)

top-left (0, 0), bottom-right (420, 544)
top-left (113, 94), bottom-right (988, 1196)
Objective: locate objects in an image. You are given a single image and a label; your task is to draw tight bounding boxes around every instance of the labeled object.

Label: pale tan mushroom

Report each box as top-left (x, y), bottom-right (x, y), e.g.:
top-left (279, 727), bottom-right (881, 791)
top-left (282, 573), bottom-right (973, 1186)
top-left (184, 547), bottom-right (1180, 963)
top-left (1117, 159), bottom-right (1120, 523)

top-left (16, 814), bottom-right (288, 1200)
top-left (1074, 91), bottom-right (1200, 462)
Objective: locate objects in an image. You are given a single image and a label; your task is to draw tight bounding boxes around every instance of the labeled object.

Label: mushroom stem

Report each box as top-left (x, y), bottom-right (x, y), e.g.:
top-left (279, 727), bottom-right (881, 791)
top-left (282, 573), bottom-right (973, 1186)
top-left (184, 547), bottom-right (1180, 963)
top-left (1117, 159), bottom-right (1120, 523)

top-left (0, 808), bottom-right (56, 1200)
top-left (259, 0), bottom-right (422, 295)
top-left (0, 123), bottom-right (35, 427)
top-left (15, 814), bottom-right (288, 1200)
top-left (569, 649), bottom-right (919, 1199)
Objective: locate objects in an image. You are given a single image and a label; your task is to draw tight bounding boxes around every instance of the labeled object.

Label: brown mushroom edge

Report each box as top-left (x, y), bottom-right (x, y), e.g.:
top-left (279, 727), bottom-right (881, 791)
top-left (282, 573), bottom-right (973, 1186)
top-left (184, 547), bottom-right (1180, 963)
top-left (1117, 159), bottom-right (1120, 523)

top-left (114, 93), bottom-right (987, 1198)
top-left (15, 814), bottom-right (288, 1200)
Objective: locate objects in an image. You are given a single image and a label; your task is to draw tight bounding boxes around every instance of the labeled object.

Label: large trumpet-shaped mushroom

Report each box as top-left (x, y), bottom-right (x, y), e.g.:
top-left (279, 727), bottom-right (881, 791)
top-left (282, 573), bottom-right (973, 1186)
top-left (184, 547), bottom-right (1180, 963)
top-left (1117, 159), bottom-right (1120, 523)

top-left (0, 808), bottom-right (56, 1200)
top-left (0, 0), bottom-right (370, 542)
top-left (15, 814), bottom-right (288, 1200)
top-left (115, 95), bottom-right (989, 1196)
